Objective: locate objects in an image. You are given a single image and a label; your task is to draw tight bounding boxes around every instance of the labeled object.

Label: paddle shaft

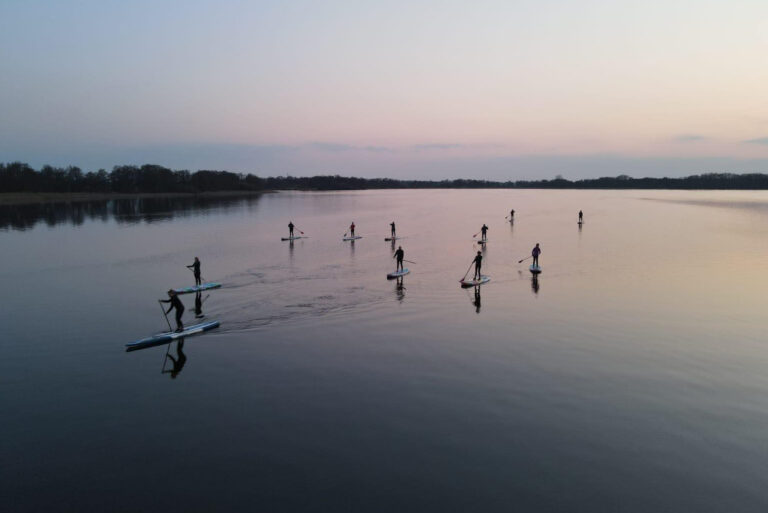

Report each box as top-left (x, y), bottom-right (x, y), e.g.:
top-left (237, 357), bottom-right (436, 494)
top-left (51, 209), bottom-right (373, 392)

top-left (518, 255), bottom-right (532, 264)
top-left (462, 260), bottom-right (474, 280)
top-left (158, 301), bottom-right (173, 331)
top-left (403, 259), bottom-right (417, 264)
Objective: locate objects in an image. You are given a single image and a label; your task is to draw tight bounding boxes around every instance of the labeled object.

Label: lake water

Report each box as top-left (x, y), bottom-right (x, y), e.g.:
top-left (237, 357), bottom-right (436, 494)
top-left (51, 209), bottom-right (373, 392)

top-left (3, 189), bottom-right (768, 512)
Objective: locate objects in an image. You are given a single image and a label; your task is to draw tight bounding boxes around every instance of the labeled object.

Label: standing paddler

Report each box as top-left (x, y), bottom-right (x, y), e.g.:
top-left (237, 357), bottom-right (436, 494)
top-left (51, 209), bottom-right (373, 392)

top-left (480, 224), bottom-right (488, 241)
top-left (160, 290), bottom-right (185, 332)
top-left (532, 243), bottom-right (541, 267)
top-left (350, 222), bottom-right (356, 237)
top-left (578, 210), bottom-right (583, 223)
top-left (473, 250), bottom-right (483, 279)
top-left (394, 245), bottom-right (404, 272)
top-left (186, 257), bottom-right (201, 286)
top-left (390, 221), bottom-right (396, 239)
top-left (288, 221), bottom-right (295, 238)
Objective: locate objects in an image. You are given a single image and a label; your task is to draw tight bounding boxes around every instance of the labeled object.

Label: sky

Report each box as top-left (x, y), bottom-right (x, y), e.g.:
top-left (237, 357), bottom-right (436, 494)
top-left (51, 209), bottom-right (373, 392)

top-left (1, 0), bottom-right (768, 180)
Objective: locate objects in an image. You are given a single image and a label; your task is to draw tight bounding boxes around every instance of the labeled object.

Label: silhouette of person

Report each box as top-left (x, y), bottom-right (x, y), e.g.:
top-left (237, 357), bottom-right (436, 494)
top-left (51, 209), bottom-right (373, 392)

top-left (532, 243), bottom-right (541, 267)
top-left (473, 250), bottom-right (483, 279)
top-left (160, 290), bottom-right (185, 331)
top-left (390, 221), bottom-right (396, 238)
top-left (288, 221), bottom-right (295, 237)
top-left (480, 224), bottom-right (488, 241)
top-left (186, 257), bottom-right (201, 286)
top-left (394, 246), bottom-right (405, 271)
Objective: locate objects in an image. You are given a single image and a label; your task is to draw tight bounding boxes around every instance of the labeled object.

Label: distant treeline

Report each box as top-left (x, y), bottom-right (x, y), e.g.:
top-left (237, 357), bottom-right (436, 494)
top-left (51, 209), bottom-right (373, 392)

top-left (3, 162), bottom-right (768, 192)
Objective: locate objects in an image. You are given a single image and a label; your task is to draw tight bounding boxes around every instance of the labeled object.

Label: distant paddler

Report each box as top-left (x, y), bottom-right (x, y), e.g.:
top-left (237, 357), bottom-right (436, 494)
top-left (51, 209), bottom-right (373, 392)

top-left (393, 245), bottom-right (405, 272)
top-left (578, 210), bottom-right (584, 223)
top-left (288, 221), bottom-right (295, 237)
top-left (160, 290), bottom-right (185, 332)
top-left (480, 224), bottom-right (488, 241)
top-left (186, 257), bottom-right (201, 286)
top-left (350, 222), bottom-right (356, 237)
top-left (390, 221), bottom-right (396, 239)
top-left (509, 209), bottom-right (515, 220)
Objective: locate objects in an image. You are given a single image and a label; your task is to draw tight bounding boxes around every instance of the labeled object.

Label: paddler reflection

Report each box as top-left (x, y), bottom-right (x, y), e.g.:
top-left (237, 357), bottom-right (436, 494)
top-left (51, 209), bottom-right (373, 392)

top-left (395, 276), bottom-right (405, 301)
top-left (162, 339), bottom-right (187, 379)
top-left (531, 274), bottom-right (540, 295)
top-left (472, 286), bottom-right (481, 313)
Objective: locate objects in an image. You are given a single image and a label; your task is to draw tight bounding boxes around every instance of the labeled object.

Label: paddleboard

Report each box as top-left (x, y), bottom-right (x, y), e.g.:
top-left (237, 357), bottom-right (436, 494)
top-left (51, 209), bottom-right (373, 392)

top-left (387, 268), bottom-right (410, 279)
top-left (477, 239), bottom-right (489, 244)
top-left (460, 275), bottom-right (490, 287)
top-left (384, 237), bottom-right (400, 241)
top-left (529, 265), bottom-right (542, 274)
top-left (343, 236), bottom-right (363, 241)
top-left (281, 236), bottom-right (307, 241)
top-left (126, 320), bottom-right (220, 351)
top-left (172, 282), bottom-right (222, 294)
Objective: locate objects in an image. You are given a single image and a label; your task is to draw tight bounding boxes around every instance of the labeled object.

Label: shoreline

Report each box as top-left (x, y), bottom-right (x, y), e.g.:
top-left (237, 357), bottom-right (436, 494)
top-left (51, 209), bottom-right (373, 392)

top-left (0, 190), bottom-right (274, 206)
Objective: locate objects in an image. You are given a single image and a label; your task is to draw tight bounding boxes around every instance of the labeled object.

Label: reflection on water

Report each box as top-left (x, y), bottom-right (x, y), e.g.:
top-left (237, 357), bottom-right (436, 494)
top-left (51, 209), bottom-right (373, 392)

top-left (161, 339), bottom-right (187, 379)
top-left (0, 194), bottom-right (263, 231)
top-left (472, 286), bottom-right (481, 313)
top-left (531, 274), bottom-right (540, 295)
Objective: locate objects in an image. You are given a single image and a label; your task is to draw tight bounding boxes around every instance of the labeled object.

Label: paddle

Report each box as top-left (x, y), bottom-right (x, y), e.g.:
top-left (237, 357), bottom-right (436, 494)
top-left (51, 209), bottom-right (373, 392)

top-left (294, 225), bottom-right (305, 235)
top-left (403, 259), bottom-right (417, 264)
top-left (460, 260), bottom-right (474, 281)
top-left (158, 300), bottom-right (173, 332)
top-left (518, 255), bottom-right (532, 264)
top-left (472, 231), bottom-right (480, 238)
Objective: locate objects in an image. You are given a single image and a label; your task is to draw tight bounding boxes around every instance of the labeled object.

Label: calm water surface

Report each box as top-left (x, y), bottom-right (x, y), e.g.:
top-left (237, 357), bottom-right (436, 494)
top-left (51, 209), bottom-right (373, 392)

top-left (3, 189), bottom-right (768, 512)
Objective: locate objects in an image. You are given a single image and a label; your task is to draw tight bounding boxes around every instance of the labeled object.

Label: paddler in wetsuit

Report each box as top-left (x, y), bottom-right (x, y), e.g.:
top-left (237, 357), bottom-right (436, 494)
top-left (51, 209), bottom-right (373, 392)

top-left (288, 221), bottom-right (295, 238)
top-left (161, 290), bottom-right (185, 332)
top-left (473, 250), bottom-right (483, 279)
top-left (186, 257), bottom-right (201, 286)
top-left (480, 224), bottom-right (488, 241)
top-left (393, 245), bottom-right (404, 272)
top-left (578, 210), bottom-right (583, 223)
top-left (510, 209), bottom-right (515, 220)
top-left (390, 221), bottom-right (396, 239)
top-left (532, 243), bottom-right (541, 267)
top-left (350, 222), bottom-right (356, 237)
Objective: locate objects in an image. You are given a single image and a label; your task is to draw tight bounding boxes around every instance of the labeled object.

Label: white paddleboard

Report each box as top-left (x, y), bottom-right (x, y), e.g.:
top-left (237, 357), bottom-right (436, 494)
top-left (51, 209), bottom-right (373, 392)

top-left (460, 275), bottom-right (490, 287)
top-left (529, 265), bottom-right (542, 274)
top-left (343, 236), bottom-right (363, 241)
top-left (387, 268), bottom-right (410, 279)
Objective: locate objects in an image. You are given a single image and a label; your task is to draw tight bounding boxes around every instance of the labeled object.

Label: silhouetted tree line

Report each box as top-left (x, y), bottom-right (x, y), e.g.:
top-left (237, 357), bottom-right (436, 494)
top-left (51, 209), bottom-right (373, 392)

top-left (3, 162), bottom-right (768, 193)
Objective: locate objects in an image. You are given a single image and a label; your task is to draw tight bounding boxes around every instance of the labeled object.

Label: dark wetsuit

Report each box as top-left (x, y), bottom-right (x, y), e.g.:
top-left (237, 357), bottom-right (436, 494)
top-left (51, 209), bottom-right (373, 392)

top-left (473, 254), bottom-right (483, 279)
top-left (578, 211), bottom-right (583, 222)
top-left (187, 260), bottom-right (201, 286)
top-left (390, 222), bottom-right (396, 238)
top-left (394, 248), bottom-right (404, 271)
top-left (161, 295), bottom-right (185, 331)
top-left (350, 224), bottom-right (355, 236)
top-left (510, 210), bottom-right (514, 219)
top-left (532, 246), bottom-right (541, 267)
top-left (288, 222), bottom-right (294, 237)
top-left (481, 225), bottom-right (488, 241)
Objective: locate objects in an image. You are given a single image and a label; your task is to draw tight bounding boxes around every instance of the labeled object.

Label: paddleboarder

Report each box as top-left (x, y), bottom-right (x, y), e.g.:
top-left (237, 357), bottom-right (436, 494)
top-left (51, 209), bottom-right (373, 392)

top-left (481, 224), bottom-right (488, 241)
top-left (350, 222), bottom-right (356, 237)
top-left (288, 221), bottom-right (295, 237)
top-left (160, 290), bottom-right (185, 332)
top-left (393, 245), bottom-right (405, 272)
top-left (473, 250), bottom-right (483, 279)
top-left (510, 209), bottom-right (515, 220)
top-left (390, 221), bottom-right (396, 239)
top-left (532, 243), bottom-right (541, 267)
top-left (578, 210), bottom-right (583, 223)
top-left (186, 257), bottom-right (201, 286)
